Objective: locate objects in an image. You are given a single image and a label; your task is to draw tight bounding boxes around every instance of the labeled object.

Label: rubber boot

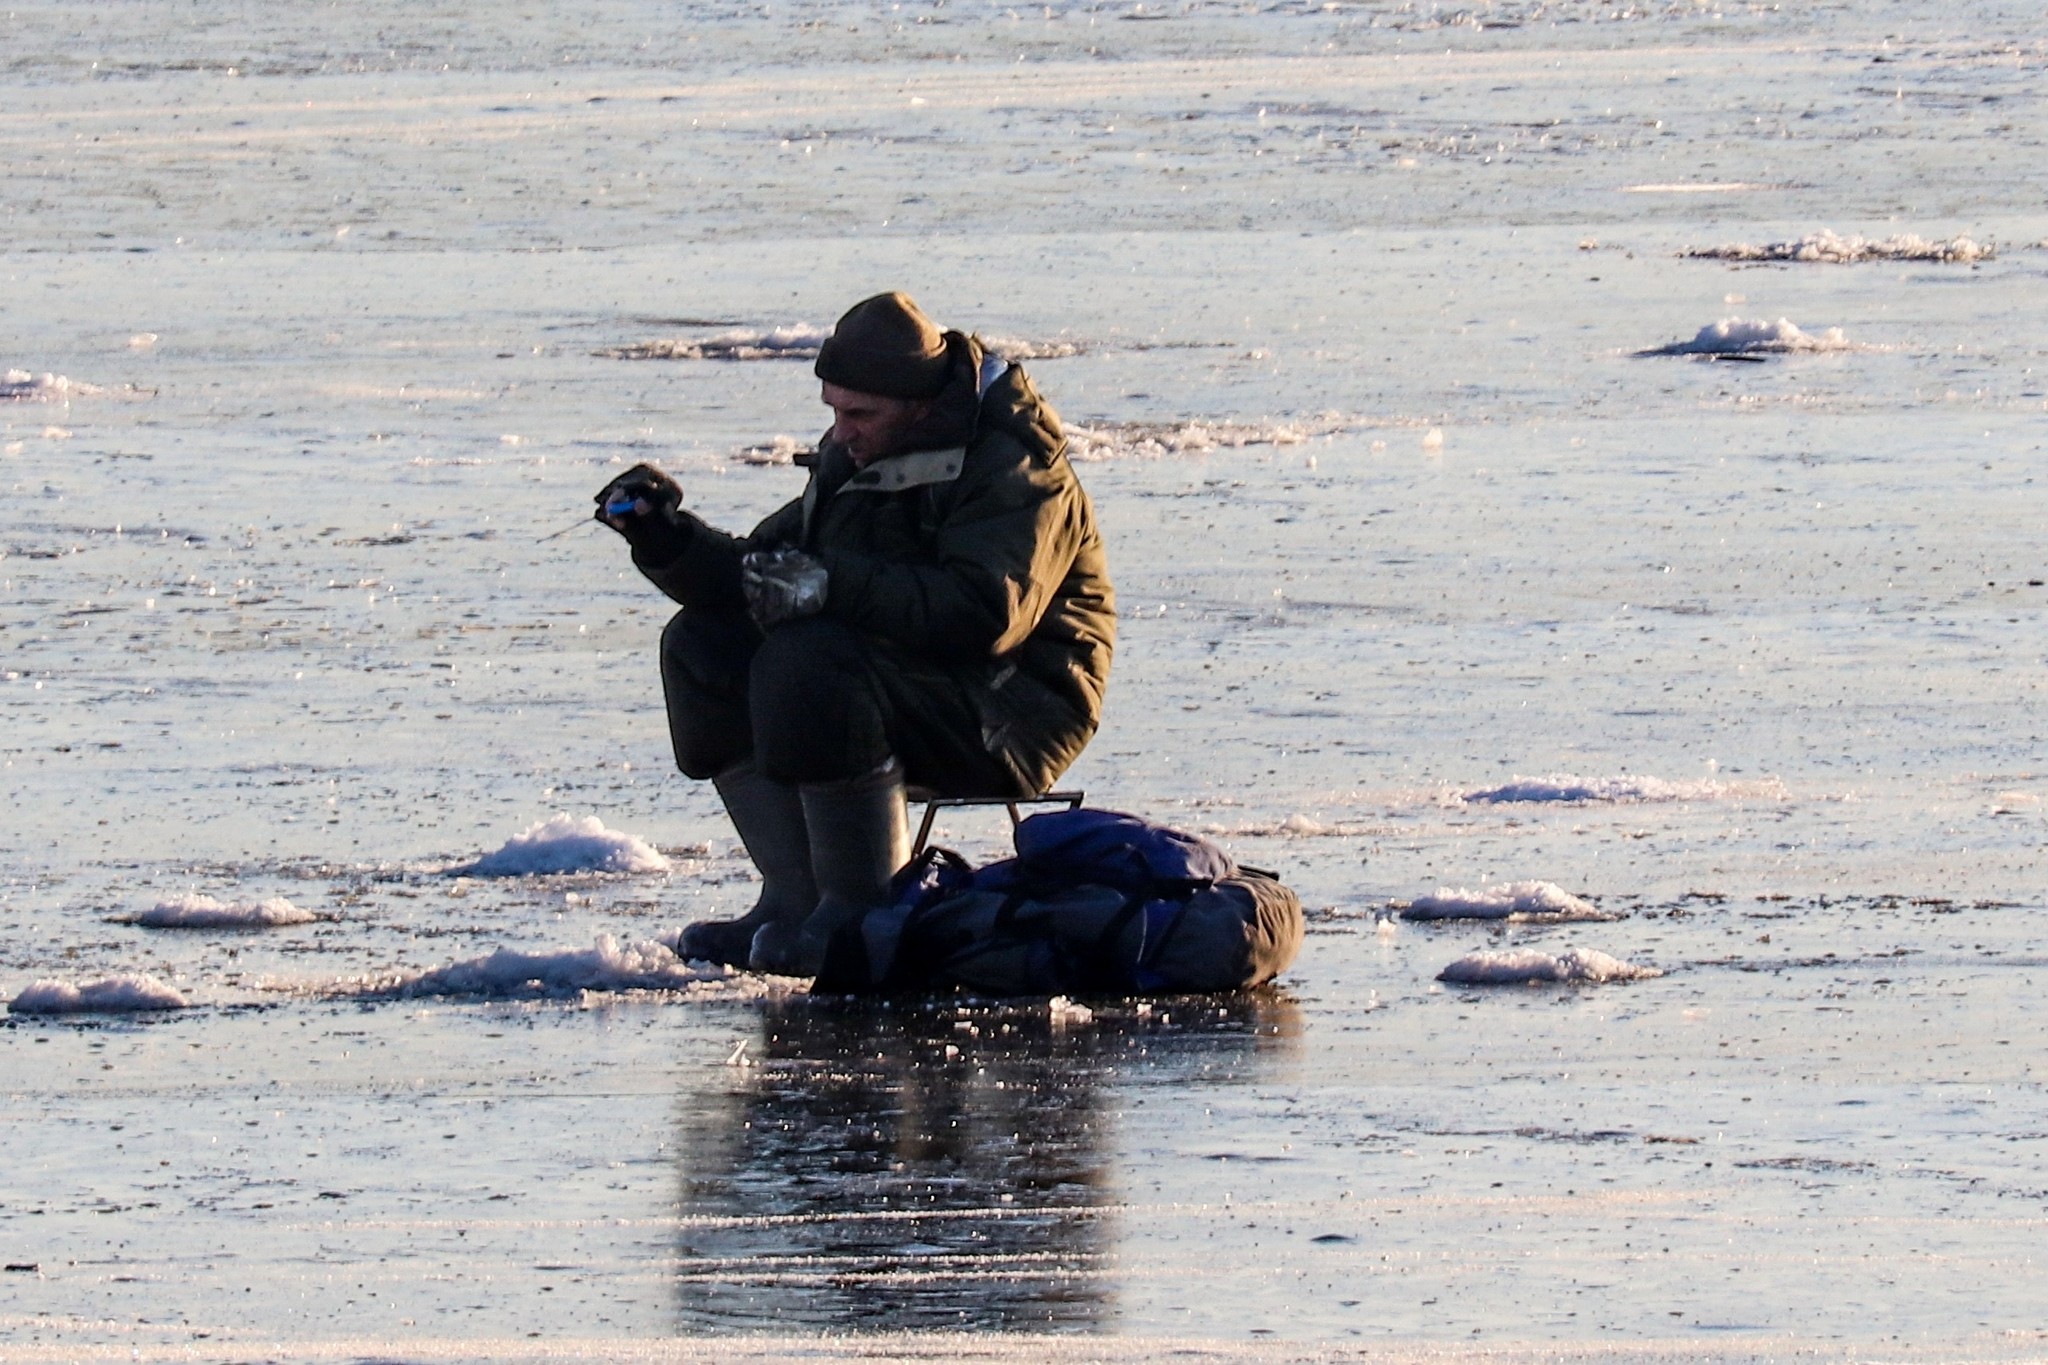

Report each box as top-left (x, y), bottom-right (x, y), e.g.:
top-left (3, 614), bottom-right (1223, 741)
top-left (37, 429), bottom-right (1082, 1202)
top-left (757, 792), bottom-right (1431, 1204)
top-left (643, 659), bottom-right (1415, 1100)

top-left (676, 759), bottom-right (817, 967)
top-left (749, 758), bottom-right (909, 978)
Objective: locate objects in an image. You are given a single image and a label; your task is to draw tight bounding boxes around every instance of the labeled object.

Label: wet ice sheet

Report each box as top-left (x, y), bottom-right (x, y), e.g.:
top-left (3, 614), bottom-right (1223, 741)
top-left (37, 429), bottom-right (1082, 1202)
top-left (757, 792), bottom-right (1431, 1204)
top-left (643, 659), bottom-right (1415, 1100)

top-left (5, 0), bottom-right (2048, 1357)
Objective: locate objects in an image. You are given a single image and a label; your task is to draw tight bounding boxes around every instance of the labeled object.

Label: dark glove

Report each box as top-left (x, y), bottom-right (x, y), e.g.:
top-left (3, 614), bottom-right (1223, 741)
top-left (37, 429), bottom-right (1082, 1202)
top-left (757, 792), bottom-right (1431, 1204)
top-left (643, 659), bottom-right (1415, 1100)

top-left (594, 463), bottom-right (689, 565)
top-left (741, 548), bottom-right (829, 628)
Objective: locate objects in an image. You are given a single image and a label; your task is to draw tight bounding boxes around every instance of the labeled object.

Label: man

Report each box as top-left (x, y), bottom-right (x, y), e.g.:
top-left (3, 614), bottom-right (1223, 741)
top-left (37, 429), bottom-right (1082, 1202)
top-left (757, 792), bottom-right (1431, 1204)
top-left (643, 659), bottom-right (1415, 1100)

top-left (596, 292), bottom-right (1116, 976)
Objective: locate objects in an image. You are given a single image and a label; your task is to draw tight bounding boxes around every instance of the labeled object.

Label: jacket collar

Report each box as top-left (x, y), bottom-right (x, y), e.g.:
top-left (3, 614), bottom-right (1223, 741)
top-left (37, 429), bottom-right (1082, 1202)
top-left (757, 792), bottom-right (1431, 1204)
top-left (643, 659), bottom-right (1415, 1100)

top-left (837, 445), bottom-right (966, 493)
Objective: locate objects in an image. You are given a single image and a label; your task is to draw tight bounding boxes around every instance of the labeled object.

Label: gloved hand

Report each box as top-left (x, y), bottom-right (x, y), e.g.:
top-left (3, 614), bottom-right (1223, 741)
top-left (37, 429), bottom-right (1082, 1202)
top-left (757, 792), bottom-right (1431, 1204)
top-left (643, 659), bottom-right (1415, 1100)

top-left (594, 463), bottom-right (689, 564)
top-left (741, 548), bottom-right (829, 629)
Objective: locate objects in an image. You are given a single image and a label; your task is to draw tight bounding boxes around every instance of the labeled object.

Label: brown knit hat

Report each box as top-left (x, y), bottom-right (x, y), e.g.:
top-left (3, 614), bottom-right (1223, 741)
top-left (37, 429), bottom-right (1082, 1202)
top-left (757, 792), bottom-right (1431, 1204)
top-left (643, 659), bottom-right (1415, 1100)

top-left (813, 292), bottom-right (951, 400)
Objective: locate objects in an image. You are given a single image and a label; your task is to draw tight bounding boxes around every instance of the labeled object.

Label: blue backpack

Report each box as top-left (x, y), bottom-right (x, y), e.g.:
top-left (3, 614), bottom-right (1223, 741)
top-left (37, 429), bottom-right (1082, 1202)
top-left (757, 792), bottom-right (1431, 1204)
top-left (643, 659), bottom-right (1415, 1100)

top-left (814, 808), bottom-right (1303, 997)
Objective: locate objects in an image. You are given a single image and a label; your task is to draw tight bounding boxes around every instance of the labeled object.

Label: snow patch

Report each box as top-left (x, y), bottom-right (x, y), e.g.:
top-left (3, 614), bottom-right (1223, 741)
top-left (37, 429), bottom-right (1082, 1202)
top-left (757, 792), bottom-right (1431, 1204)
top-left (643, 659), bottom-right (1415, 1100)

top-left (11, 974), bottom-right (189, 1014)
top-left (1687, 230), bottom-right (1991, 264)
top-left (1065, 416), bottom-right (1346, 462)
top-left (1403, 881), bottom-right (1618, 923)
top-left (370, 934), bottom-right (739, 999)
top-left (460, 814), bottom-right (671, 876)
top-left (1639, 317), bottom-right (1857, 356)
top-left (125, 894), bottom-right (316, 928)
top-left (1439, 948), bottom-right (1663, 985)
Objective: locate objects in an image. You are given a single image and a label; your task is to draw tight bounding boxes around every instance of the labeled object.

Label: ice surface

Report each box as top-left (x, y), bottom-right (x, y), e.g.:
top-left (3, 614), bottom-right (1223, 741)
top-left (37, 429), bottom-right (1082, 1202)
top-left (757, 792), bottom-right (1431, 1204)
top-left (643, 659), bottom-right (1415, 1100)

top-left (10, 0), bottom-right (2048, 1353)
top-left (10, 973), bottom-right (189, 1014)
top-left (1640, 317), bottom-right (1856, 356)
top-left (369, 934), bottom-right (741, 999)
top-left (1403, 881), bottom-right (1617, 923)
top-left (123, 893), bottom-right (315, 927)
top-left (460, 814), bottom-right (671, 876)
top-left (1463, 775), bottom-right (1726, 804)
top-left (1687, 231), bottom-right (1992, 264)
top-left (1438, 947), bottom-right (1664, 984)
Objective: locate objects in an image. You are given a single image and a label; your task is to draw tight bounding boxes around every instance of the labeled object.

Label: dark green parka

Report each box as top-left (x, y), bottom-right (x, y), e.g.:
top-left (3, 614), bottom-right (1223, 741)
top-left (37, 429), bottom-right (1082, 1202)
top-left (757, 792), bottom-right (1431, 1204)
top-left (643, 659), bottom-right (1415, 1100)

top-left (636, 336), bottom-right (1115, 794)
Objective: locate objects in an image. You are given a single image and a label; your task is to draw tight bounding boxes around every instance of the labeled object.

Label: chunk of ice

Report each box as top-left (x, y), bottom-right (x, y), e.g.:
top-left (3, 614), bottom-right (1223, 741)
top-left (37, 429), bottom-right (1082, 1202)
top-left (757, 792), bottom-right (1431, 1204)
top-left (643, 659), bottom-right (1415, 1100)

top-left (1686, 230), bottom-right (1991, 264)
top-left (1464, 774), bottom-right (1714, 804)
top-left (1403, 881), bottom-right (1617, 923)
top-left (460, 813), bottom-right (670, 876)
top-left (127, 894), bottom-right (315, 928)
top-left (599, 329), bottom-right (1083, 364)
top-left (1640, 317), bottom-right (1855, 356)
top-left (597, 324), bottom-right (831, 361)
top-left (1064, 416), bottom-right (1348, 461)
top-left (11, 974), bottom-right (189, 1014)
top-left (1048, 995), bottom-right (1094, 1026)
top-left (1, 369), bottom-right (89, 401)
top-left (375, 934), bottom-right (731, 998)
top-left (1439, 948), bottom-right (1663, 984)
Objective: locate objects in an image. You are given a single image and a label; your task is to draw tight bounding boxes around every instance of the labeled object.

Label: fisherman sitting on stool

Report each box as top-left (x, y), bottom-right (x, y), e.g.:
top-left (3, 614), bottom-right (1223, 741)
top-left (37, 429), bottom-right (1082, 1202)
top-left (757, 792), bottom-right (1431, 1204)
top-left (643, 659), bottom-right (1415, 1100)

top-left (596, 292), bottom-right (1116, 977)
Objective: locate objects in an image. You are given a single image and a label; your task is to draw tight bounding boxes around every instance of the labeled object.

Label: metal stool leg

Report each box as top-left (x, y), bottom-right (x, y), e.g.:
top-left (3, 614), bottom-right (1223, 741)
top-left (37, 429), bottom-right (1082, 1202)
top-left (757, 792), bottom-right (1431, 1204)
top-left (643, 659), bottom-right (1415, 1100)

top-left (911, 790), bottom-right (1086, 857)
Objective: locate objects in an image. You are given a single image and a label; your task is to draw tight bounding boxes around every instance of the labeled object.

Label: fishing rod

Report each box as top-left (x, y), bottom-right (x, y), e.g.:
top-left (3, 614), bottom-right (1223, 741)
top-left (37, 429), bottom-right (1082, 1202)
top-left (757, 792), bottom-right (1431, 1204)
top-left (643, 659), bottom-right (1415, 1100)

top-left (536, 498), bottom-right (640, 543)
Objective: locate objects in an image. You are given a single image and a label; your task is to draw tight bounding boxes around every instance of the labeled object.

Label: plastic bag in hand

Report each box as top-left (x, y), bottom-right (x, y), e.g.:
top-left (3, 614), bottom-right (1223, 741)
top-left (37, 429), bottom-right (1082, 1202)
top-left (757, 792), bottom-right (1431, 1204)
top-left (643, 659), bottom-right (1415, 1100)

top-left (741, 548), bottom-right (829, 628)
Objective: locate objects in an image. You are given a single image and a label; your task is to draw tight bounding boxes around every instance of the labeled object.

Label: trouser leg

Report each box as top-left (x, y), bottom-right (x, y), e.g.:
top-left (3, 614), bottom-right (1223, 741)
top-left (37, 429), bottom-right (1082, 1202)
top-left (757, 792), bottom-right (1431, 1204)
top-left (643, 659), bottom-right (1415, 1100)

top-left (662, 607), bottom-right (1086, 795)
top-left (658, 607), bottom-right (760, 780)
top-left (660, 609), bottom-right (1054, 975)
top-left (743, 617), bottom-right (988, 977)
top-left (745, 616), bottom-right (1017, 795)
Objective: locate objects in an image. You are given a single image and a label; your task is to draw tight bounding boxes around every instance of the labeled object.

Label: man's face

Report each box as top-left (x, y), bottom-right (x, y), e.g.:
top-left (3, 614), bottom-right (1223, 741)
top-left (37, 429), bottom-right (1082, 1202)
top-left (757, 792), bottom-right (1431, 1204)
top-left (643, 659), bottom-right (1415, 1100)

top-left (821, 382), bottom-right (931, 466)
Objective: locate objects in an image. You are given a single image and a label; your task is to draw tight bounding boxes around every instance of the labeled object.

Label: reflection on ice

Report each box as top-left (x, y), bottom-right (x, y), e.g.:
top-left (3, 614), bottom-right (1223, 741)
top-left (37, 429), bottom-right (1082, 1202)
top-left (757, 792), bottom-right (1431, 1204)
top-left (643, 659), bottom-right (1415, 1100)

top-left (669, 991), bottom-right (1303, 1333)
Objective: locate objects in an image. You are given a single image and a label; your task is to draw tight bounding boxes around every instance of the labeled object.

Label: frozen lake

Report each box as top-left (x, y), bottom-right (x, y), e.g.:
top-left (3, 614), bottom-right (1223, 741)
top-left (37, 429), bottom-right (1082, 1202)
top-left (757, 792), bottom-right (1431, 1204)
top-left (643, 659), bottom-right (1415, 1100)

top-left (4, 0), bottom-right (2047, 1359)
